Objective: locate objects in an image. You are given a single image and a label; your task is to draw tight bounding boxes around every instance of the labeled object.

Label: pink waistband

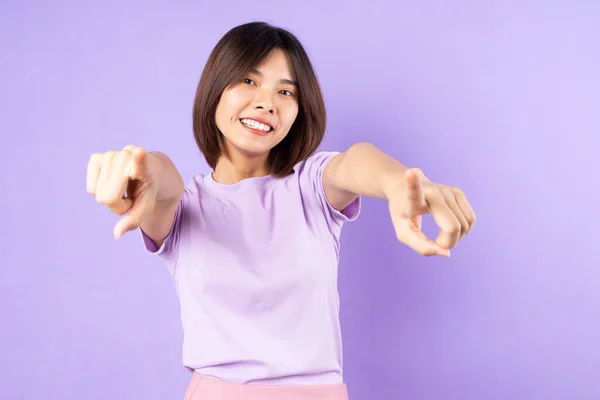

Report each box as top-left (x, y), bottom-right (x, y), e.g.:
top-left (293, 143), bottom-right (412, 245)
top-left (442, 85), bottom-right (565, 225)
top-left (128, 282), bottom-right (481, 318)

top-left (184, 372), bottom-right (349, 400)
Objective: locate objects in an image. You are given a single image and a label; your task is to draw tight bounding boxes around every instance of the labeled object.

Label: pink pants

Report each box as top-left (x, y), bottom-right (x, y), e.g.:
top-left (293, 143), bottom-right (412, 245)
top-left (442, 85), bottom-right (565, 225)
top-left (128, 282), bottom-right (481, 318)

top-left (184, 372), bottom-right (350, 400)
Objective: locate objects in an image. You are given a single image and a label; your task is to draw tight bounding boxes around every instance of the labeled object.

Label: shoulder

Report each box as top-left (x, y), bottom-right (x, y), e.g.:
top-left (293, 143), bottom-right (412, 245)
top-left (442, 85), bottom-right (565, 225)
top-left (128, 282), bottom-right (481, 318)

top-left (186, 173), bottom-right (206, 191)
top-left (177, 173), bottom-right (208, 208)
top-left (293, 151), bottom-right (340, 177)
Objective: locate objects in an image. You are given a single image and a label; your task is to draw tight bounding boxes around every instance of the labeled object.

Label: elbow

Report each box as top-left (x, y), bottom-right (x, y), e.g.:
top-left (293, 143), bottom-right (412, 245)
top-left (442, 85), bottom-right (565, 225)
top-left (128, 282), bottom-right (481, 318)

top-left (346, 141), bottom-right (375, 154)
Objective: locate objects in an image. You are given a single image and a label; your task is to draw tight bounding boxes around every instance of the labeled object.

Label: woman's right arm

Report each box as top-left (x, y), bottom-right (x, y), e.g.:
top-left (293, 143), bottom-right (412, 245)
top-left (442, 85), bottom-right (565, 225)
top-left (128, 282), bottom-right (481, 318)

top-left (140, 151), bottom-right (185, 248)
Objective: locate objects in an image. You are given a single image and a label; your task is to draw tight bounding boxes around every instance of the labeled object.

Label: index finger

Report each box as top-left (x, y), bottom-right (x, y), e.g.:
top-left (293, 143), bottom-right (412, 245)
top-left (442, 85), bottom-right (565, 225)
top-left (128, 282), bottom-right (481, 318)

top-left (404, 169), bottom-right (427, 216)
top-left (128, 147), bottom-right (150, 180)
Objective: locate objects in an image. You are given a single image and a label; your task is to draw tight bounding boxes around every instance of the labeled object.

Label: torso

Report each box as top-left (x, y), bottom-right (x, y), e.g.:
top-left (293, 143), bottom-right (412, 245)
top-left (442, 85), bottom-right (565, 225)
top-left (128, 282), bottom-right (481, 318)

top-left (141, 152), bottom-right (360, 385)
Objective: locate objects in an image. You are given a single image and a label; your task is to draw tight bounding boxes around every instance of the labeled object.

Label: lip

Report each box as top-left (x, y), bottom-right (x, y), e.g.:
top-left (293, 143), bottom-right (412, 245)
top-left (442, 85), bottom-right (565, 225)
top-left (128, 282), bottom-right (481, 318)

top-left (240, 116), bottom-right (275, 130)
top-left (239, 119), bottom-right (272, 136)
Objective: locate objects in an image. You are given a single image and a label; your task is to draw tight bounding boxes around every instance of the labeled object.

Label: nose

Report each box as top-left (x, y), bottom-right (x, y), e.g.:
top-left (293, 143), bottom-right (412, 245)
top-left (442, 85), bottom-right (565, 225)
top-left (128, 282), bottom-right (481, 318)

top-left (253, 89), bottom-right (275, 114)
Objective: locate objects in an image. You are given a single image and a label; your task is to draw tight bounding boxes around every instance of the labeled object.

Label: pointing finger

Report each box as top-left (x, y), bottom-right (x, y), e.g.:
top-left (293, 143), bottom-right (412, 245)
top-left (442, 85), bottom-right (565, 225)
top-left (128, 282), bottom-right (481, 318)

top-left (404, 168), bottom-right (427, 216)
top-left (128, 147), bottom-right (150, 180)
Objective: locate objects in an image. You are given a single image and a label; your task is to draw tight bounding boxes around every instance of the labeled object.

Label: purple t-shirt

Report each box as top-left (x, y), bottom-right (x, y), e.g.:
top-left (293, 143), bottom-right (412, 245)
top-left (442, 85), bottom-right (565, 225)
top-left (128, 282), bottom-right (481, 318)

top-left (140, 151), bottom-right (360, 385)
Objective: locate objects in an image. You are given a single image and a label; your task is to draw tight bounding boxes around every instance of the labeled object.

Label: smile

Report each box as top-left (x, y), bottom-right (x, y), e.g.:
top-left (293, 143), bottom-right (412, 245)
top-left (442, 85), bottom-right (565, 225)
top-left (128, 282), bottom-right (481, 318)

top-left (240, 118), bottom-right (273, 133)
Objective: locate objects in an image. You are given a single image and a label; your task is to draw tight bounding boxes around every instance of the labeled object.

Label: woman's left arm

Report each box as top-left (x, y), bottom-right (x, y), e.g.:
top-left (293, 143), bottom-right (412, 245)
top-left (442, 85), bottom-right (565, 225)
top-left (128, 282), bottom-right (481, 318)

top-left (323, 142), bottom-right (476, 257)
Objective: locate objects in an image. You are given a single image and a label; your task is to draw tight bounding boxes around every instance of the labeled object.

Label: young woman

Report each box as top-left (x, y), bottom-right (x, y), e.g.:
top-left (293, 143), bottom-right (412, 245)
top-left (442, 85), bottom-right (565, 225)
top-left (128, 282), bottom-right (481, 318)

top-left (86, 21), bottom-right (475, 400)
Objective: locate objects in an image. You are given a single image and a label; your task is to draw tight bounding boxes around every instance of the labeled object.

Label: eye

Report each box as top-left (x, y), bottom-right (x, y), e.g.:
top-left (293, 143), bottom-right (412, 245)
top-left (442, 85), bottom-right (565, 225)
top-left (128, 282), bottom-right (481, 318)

top-left (243, 78), bottom-right (256, 86)
top-left (279, 90), bottom-right (294, 97)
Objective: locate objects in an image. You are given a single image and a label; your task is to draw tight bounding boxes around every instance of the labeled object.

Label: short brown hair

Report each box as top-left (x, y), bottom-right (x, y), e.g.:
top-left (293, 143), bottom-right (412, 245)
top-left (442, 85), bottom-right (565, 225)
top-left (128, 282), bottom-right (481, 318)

top-left (192, 22), bottom-right (326, 177)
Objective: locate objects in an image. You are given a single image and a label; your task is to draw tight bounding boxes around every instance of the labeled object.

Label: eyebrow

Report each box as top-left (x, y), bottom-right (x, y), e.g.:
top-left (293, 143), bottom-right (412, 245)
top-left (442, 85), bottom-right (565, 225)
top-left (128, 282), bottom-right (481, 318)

top-left (250, 68), bottom-right (298, 87)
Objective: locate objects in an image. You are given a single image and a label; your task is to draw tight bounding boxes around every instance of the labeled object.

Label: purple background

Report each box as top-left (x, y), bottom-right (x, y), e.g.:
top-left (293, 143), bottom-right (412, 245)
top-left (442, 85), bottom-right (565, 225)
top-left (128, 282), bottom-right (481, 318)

top-left (1, 1), bottom-right (599, 399)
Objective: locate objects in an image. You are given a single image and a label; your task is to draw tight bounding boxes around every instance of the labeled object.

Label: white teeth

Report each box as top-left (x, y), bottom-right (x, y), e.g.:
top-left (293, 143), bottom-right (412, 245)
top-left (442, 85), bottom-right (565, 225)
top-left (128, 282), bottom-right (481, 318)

top-left (241, 118), bottom-right (272, 132)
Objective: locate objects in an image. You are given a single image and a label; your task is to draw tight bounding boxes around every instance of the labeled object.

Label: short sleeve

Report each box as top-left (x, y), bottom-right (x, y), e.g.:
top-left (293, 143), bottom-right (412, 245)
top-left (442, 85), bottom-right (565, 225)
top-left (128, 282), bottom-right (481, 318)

top-left (297, 151), bottom-right (361, 229)
top-left (139, 188), bottom-right (188, 262)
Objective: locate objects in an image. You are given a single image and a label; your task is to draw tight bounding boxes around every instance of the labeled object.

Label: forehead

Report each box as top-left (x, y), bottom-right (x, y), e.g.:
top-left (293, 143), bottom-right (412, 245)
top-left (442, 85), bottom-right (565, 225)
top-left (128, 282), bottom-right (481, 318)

top-left (253, 49), bottom-right (296, 79)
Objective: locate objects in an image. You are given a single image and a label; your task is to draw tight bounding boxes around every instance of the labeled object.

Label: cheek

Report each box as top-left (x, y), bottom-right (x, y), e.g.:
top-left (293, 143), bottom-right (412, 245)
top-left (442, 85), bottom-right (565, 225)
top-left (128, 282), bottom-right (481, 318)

top-left (225, 89), bottom-right (249, 112)
top-left (282, 104), bottom-right (299, 129)
top-left (216, 90), bottom-right (245, 124)
top-left (214, 99), bottom-right (229, 127)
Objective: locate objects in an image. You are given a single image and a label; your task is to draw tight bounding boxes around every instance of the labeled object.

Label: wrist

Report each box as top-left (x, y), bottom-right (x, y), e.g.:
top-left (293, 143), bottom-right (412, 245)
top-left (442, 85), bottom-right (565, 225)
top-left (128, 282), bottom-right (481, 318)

top-left (147, 151), bottom-right (162, 185)
top-left (381, 169), bottom-right (408, 201)
top-left (148, 151), bottom-right (184, 202)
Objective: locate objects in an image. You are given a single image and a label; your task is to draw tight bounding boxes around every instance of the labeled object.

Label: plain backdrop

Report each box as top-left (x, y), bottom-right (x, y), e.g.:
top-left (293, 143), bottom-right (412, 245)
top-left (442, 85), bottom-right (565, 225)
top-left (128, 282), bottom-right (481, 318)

top-left (1, 1), bottom-right (598, 399)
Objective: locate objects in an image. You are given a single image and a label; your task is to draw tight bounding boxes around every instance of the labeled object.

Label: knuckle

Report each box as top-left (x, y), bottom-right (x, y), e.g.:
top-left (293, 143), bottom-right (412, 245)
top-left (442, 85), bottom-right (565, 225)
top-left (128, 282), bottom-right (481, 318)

top-left (423, 185), bottom-right (439, 198)
top-left (100, 151), bottom-right (116, 166)
top-left (450, 222), bottom-right (462, 234)
top-left (441, 187), bottom-right (455, 199)
top-left (95, 192), bottom-right (109, 205)
top-left (414, 247), bottom-right (427, 256)
top-left (102, 150), bottom-right (131, 171)
top-left (112, 207), bottom-right (128, 216)
top-left (119, 150), bottom-right (134, 164)
top-left (95, 191), bottom-right (115, 206)
top-left (89, 153), bottom-right (102, 163)
top-left (113, 149), bottom-right (128, 159)
top-left (106, 200), bottom-right (126, 212)
top-left (423, 248), bottom-right (437, 257)
top-left (88, 153), bottom-right (102, 169)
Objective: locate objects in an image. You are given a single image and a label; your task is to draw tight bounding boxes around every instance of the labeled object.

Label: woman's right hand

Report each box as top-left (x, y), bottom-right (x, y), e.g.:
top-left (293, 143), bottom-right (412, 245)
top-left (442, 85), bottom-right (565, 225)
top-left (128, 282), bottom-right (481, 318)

top-left (87, 145), bottom-right (159, 239)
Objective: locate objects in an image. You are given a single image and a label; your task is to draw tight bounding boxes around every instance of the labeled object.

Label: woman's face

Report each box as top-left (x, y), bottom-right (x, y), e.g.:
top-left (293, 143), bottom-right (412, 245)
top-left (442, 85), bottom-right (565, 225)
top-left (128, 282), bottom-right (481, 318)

top-left (215, 49), bottom-right (299, 162)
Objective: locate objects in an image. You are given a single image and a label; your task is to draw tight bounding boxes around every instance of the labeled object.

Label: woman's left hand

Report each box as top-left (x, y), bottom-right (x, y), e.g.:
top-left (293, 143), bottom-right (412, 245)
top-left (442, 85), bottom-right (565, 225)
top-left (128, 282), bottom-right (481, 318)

top-left (386, 168), bottom-right (476, 257)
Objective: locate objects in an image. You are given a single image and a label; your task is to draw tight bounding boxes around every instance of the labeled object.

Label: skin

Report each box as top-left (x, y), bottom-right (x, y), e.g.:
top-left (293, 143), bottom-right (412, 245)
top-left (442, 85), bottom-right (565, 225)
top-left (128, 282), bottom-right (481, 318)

top-left (86, 48), bottom-right (476, 257)
top-left (212, 49), bottom-right (299, 184)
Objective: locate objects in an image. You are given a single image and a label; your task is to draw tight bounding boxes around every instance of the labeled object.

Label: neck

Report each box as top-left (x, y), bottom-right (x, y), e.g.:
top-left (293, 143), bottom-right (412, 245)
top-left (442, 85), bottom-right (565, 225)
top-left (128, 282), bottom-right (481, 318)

top-left (212, 153), bottom-right (270, 185)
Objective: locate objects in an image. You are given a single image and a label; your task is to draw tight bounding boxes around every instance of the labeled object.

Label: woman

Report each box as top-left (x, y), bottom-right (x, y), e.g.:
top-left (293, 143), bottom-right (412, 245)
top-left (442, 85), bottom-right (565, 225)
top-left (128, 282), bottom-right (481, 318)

top-left (86, 21), bottom-right (475, 400)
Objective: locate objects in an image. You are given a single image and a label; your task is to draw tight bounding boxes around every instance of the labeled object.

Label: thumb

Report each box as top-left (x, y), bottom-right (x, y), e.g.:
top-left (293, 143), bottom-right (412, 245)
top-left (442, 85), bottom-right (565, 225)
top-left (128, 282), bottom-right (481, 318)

top-left (112, 190), bottom-right (155, 239)
top-left (395, 218), bottom-right (451, 257)
top-left (113, 212), bottom-right (141, 239)
top-left (391, 211), bottom-right (451, 257)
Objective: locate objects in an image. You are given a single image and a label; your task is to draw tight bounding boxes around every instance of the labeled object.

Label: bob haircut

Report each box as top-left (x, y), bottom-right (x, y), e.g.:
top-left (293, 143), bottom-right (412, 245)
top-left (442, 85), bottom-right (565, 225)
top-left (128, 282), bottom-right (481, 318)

top-left (192, 22), bottom-right (326, 177)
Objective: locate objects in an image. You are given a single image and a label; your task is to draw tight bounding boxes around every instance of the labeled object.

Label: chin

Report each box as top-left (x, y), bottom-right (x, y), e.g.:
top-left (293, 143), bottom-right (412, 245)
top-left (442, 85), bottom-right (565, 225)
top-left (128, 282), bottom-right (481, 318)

top-left (226, 131), bottom-right (287, 158)
top-left (226, 137), bottom-right (276, 158)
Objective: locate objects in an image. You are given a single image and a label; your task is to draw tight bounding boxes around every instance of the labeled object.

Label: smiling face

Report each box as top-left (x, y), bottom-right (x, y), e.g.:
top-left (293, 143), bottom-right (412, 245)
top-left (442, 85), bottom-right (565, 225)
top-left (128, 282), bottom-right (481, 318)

top-left (193, 22), bottom-right (327, 178)
top-left (215, 49), bottom-right (300, 163)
